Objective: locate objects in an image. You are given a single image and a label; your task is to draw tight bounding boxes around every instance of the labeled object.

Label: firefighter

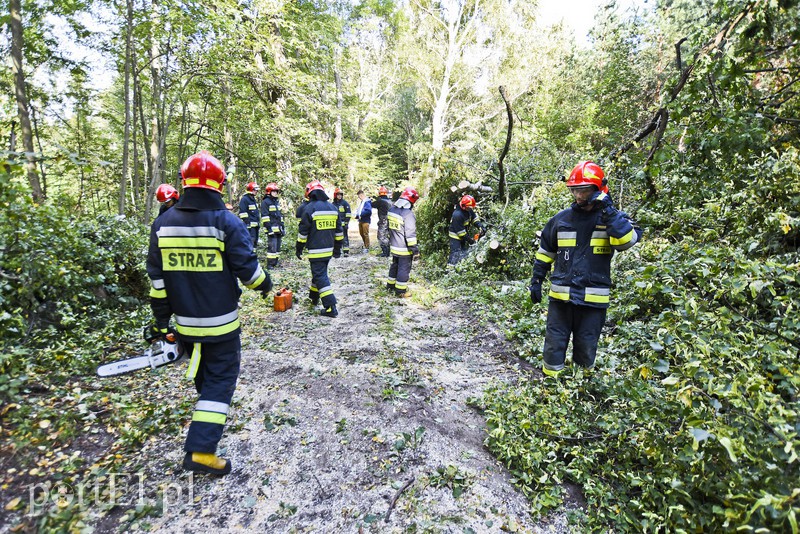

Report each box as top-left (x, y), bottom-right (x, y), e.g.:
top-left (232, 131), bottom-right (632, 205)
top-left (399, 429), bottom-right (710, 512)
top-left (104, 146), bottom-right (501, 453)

top-left (296, 180), bottom-right (343, 317)
top-left (332, 187), bottom-right (352, 256)
top-left (386, 186), bottom-right (420, 297)
top-left (447, 194), bottom-right (486, 267)
top-left (530, 161), bottom-right (642, 376)
top-left (374, 186), bottom-right (393, 257)
top-left (156, 184), bottom-right (180, 216)
top-left (261, 182), bottom-right (284, 268)
top-left (239, 181), bottom-right (260, 250)
top-left (146, 151), bottom-right (272, 475)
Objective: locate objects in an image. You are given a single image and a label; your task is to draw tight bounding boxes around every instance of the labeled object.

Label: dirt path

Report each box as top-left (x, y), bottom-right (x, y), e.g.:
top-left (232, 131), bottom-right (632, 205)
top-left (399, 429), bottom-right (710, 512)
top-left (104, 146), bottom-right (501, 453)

top-left (137, 236), bottom-right (566, 533)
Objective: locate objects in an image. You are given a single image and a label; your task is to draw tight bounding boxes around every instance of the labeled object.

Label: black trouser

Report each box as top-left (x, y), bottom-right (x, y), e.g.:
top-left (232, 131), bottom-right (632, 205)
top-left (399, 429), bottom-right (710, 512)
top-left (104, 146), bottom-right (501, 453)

top-left (248, 227), bottom-right (259, 249)
top-left (387, 255), bottom-right (413, 293)
top-left (377, 220), bottom-right (389, 256)
top-left (340, 227), bottom-right (350, 254)
top-left (309, 258), bottom-right (336, 308)
top-left (542, 299), bottom-right (606, 372)
top-left (447, 237), bottom-right (468, 265)
top-left (183, 337), bottom-right (241, 453)
top-left (267, 234), bottom-right (282, 267)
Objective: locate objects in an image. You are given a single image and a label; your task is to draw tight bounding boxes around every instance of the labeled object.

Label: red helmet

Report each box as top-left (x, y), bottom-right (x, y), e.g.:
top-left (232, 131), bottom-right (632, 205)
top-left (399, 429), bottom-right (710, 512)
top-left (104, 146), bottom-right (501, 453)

top-left (306, 180), bottom-right (324, 197)
top-left (246, 181), bottom-right (258, 193)
top-left (378, 186), bottom-right (388, 196)
top-left (567, 161), bottom-right (607, 194)
top-left (156, 184), bottom-right (179, 203)
top-left (265, 182), bottom-right (280, 195)
top-left (181, 151), bottom-right (226, 193)
top-left (459, 195), bottom-right (476, 210)
top-left (399, 186), bottom-right (419, 205)
top-left (334, 187), bottom-right (343, 196)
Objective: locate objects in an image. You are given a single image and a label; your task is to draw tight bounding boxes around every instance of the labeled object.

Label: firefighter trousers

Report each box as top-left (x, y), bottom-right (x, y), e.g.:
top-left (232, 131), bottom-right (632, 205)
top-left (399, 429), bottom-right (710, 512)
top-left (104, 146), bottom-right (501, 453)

top-left (309, 258), bottom-right (336, 309)
top-left (184, 337), bottom-right (241, 453)
top-left (377, 220), bottom-right (390, 256)
top-left (387, 255), bottom-right (413, 293)
top-left (447, 237), bottom-right (468, 266)
top-left (267, 234), bottom-right (282, 267)
top-left (542, 300), bottom-right (606, 372)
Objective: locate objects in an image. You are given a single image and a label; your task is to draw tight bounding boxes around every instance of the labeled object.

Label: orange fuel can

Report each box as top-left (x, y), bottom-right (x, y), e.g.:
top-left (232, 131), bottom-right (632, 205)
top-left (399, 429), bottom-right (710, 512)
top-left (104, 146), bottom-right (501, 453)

top-left (273, 288), bottom-right (293, 312)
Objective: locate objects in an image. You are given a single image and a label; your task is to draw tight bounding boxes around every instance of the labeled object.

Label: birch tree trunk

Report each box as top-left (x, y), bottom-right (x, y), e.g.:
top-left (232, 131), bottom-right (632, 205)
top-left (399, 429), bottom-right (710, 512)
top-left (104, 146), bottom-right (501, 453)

top-left (9, 0), bottom-right (43, 200)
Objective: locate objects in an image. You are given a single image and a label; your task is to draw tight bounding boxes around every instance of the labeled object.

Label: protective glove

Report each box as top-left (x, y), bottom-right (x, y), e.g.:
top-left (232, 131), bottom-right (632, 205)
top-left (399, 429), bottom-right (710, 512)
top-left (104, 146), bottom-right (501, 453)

top-left (280, 225), bottom-right (286, 237)
top-left (411, 246), bottom-right (420, 261)
top-left (529, 280), bottom-right (543, 304)
top-left (333, 243), bottom-right (342, 258)
top-left (589, 191), bottom-right (613, 210)
top-left (143, 323), bottom-right (176, 343)
top-left (333, 250), bottom-right (341, 258)
top-left (295, 241), bottom-right (304, 260)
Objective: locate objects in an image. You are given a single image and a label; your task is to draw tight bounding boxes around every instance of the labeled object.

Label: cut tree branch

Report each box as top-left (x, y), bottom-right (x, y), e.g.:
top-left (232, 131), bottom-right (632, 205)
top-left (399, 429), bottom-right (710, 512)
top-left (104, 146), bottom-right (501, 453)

top-left (497, 86), bottom-right (513, 203)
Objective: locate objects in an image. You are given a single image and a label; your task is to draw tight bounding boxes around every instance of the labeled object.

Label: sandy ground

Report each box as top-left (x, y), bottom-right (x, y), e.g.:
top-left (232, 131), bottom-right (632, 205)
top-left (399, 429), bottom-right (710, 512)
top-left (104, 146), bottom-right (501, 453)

top-left (129, 226), bottom-right (572, 533)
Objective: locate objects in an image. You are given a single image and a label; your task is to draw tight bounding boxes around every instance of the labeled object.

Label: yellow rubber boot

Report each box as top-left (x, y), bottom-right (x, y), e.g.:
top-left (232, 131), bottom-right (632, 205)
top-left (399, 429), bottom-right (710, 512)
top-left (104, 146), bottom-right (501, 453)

top-left (183, 452), bottom-right (231, 475)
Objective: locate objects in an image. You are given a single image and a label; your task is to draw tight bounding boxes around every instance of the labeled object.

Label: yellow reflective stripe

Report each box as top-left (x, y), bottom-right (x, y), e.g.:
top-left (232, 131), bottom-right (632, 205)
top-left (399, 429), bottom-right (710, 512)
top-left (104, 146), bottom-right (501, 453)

top-left (307, 251), bottom-right (333, 258)
top-left (448, 232), bottom-right (461, 239)
top-left (149, 287), bottom-right (167, 298)
top-left (395, 282), bottom-right (408, 290)
top-left (584, 293), bottom-right (610, 304)
top-left (297, 236), bottom-right (307, 243)
top-left (184, 178), bottom-right (221, 190)
top-left (542, 366), bottom-right (562, 377)
top-left (549, 285), bottom-right (570, 301)
top-left (269, 206), bottom-right (277, 211)
top-left (558, 239), bottom-right (576, 247)
top-left (245, 271), bottom-right (266, 289)
top-left (192, 411), bottom-right (227, 424)
top-left (158, 237), bottom-right (225, 250)
top-left (186, 343), bottom-right (201, 379)
top-left (177, 319), bottom-right (240, 338)
top-left (239, 213), bottom-right (248, 219)
top-left (319, 289), bottom-right (334, 298)
top-left (610, 229), bottom-right (634, 246)
top-left (407, 238), bottom-right (417, 246)
top-left (390, 246), bottom-right (411, 255)
top-left (536, 252), bottom-right (555, 264)
top-left (590, 238), bottom-right (610, 246)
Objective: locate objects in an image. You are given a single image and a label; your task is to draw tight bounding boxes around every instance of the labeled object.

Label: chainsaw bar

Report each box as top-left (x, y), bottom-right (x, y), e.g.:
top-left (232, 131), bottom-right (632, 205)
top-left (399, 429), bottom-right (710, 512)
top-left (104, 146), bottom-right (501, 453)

top-left (97, 339), bottom-right (185, 377)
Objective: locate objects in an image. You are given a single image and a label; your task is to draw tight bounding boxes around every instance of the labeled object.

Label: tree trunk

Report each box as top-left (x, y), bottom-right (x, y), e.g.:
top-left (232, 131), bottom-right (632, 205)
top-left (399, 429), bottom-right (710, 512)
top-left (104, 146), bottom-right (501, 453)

top-left (9, 0), bottom-right (42, 200)
top-left (334, 49), bottom-right (343, 148)
top-left (144, 0), bottom-right (162, 223)
top-left (119, 0), bottom-right (134, 215)
top-left (497, 86), bottom-right (513, 204)
top-left (223, 77), bottom-right (236, 205)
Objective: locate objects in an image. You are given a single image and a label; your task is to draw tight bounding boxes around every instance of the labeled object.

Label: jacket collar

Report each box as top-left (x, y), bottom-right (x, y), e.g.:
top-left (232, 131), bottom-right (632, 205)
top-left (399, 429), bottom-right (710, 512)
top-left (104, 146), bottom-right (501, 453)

top-left (176, 188), bottom-right (227, 211)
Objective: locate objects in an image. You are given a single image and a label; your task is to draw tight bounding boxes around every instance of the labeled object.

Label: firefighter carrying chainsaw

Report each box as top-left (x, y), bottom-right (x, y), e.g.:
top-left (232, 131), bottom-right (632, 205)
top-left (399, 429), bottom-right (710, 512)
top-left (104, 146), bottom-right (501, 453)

top-left (146, 150), bottom-right (272, 475)
top-left (530, 160), bottom-right (642, 377)
top-left (447, 194), bottom-right (486, 268)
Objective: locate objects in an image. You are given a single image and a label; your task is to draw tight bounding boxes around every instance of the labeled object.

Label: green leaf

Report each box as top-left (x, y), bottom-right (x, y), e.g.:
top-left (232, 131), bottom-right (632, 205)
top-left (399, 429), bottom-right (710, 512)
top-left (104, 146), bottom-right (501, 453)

top-left (717, 436), bottom-right (738, 463)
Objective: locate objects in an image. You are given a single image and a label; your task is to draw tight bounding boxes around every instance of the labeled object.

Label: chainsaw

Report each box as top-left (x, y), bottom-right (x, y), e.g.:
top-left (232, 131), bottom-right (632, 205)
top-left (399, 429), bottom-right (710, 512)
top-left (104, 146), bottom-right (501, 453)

top-left (96, 332), bottom-right (185, 377)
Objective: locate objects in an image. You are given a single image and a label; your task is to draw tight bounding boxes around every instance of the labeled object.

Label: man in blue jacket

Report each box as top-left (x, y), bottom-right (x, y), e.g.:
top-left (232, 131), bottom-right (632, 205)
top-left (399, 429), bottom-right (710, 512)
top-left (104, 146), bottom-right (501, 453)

top-left (354, 189), bottom-right (372, 252)
top-left (530, 161), bottom-right (642, 377)
top-left (147, 151), bottom-right (272, 475)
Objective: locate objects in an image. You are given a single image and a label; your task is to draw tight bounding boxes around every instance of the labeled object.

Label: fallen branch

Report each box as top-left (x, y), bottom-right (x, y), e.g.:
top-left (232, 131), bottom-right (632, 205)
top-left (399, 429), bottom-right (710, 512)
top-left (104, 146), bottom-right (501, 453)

top-left (385, 476), bottom-right (415, 522)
